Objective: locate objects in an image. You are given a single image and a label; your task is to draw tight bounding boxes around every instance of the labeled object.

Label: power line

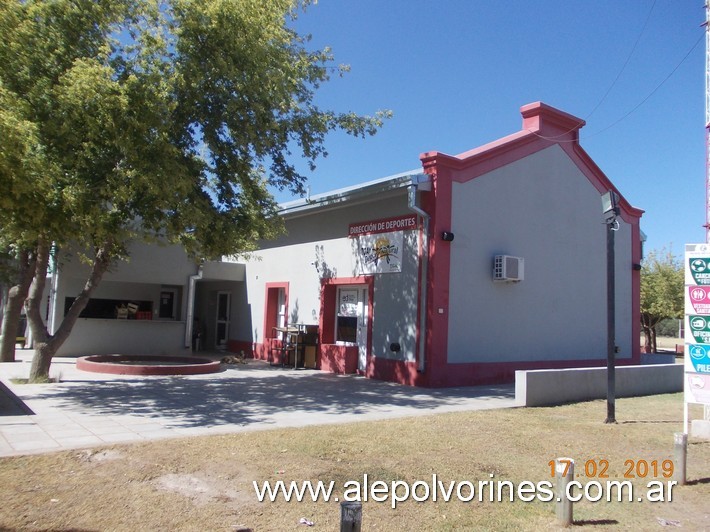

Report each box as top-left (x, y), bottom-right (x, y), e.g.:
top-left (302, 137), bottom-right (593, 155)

top-left (587, 32), bottom-right (703, 139)
top-left (528, 8), bottom-right (705, 142)
top-left (529, 0), bottom-right (657, 141)
top-left (584, 0), bottom-right (657, 122)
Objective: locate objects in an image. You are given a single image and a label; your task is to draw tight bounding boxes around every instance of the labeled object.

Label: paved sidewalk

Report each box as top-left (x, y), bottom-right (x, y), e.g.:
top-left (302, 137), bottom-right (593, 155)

top-left (0, 350), bottom-right (515, 457)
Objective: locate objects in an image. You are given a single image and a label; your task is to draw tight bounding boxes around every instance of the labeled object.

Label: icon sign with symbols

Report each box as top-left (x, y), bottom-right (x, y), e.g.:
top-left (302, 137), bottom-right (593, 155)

top-left (688, 286), bottom-right (710, 314)
top-left (684, 245), bottom-right (710, 408)
top-left (689, 315), bottom-right (710, 344)
top-left (688, 344), bottom-right (710, 373)
top-left (689, 258), bottom-right (710, 285)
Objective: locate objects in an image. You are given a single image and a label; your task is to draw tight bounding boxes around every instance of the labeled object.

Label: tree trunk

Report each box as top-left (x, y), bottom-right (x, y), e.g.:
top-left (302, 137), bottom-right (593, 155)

top-left (0, 292), bottom-right (24, 362)
top-left (651, 326), bottom-right (658, 353)
top-left (0, 284), bottom-right (7, 323)
top-left (27, 240), bottom-right (114, 382)
top-left (0, 250), bottom-right (36, 362)
top-left (642, 327), bottom-right (652, 353)
top-left (641, 314), bottom-right (652, 353)
top-left (28, 340), bottom-right (54, 381)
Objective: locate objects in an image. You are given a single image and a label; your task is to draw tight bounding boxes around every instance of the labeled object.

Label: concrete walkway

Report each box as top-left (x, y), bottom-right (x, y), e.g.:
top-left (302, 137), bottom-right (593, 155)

top-left (0, 350), bottom-right (515, 457)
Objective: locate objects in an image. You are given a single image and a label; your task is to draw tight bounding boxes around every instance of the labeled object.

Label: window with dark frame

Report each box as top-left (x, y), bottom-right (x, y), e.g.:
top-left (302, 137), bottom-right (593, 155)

top-left (64, 298), bottom-right (152, 319)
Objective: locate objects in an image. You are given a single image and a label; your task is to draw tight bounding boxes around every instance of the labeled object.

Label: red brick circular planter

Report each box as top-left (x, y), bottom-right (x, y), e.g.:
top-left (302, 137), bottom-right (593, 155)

top-left (76, 354), bottom-right (222, 376)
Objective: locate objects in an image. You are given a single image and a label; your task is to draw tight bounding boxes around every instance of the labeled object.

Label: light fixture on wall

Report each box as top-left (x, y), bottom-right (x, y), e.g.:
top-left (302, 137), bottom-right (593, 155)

top-left (602, 190), bottom-right (620, 231)
top-left (441, 231), bottom-right (455, 242)
top-left (601, 190), bottom-right (619, 216)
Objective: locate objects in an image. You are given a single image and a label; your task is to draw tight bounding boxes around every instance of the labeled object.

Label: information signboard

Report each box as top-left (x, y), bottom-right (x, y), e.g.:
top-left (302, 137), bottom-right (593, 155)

top-left (687, 286), bottom-right (710, 315)
top-left (349, 215), bottom-right (417, 275)
top-left (684, 244), bottom-right (710, 431)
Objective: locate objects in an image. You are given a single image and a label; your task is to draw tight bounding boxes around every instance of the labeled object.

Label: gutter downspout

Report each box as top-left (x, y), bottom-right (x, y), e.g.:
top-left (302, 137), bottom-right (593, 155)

top-left (184, 264), bottom-right (203, 348)
top-left (408, 181), bottom-right (430, 373)
top-left (42, 246), bottom-right (60, 349)
top-left (46, 259), bottom-right (59, 333)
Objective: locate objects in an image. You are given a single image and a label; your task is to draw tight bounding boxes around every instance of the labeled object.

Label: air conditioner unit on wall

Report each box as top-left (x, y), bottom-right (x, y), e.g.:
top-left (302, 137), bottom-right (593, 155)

top-left (493, 255), bottom-right (524, 282)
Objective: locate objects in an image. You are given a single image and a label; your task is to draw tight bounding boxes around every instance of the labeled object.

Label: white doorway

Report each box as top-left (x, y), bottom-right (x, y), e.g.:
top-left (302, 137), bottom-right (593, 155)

top-left (336, 285), bottom-right (369, 372)
top-left (216, 291), bottom-right (231, 350)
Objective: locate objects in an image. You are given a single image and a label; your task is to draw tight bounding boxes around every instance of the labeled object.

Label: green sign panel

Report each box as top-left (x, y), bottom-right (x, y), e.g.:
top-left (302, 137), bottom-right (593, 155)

top-left (689, 258), bottom-right (710, 285)
top-left (689, 315), bottom-right (710, 343)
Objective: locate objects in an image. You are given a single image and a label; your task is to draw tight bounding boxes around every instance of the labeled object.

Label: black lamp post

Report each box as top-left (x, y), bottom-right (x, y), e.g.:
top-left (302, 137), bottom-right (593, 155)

top-left (602, 190), bottom-right (620, 424)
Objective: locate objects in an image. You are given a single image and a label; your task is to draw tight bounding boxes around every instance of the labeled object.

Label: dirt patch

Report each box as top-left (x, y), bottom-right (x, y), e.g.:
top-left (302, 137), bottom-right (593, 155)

top-left (76, 448), bottom-right (124, 463)
top-left (0, 395), bottom-right (708, 531)
top-left (155, 473), bottom-right (243, 505)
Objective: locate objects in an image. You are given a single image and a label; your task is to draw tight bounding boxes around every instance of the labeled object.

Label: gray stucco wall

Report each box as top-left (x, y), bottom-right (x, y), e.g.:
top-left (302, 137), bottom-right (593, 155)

top-left (371, 230), bottom-right (419, 361)
top-left (56, 319), bottom-right (189, 356)
top-left (446, 145), bottom-right (633, 364)
top-left (244, 191), bottom-right (420, 361)
top-left (57, 240), bottom-right (199, 285)
top-left (52, 240), bottom-right (200, 356)
top-left (54, 240), bottom-right (199, 313)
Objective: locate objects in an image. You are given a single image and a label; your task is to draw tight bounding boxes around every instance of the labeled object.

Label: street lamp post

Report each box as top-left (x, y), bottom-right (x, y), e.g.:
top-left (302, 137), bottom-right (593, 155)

top-left (602, 191), bottom-right (620, 424)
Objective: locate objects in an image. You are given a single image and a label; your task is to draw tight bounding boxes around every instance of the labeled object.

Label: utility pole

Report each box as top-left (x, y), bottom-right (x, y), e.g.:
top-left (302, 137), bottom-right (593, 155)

top-left (705, 1), bottom-right (710, 241)
top-left (602, 191), bottom-right (619, 424)
top-left (705, 0), bottom-right (710, 426)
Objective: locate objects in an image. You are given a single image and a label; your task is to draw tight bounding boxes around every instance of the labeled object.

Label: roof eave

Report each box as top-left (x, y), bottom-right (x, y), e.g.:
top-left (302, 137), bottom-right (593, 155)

top-left (277, 169), bottom-right (428, 217)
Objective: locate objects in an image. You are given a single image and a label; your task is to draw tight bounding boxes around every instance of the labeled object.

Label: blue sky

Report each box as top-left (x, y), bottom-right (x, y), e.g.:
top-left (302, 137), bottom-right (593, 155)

top-left (276, 0), bottom-right (705, 256)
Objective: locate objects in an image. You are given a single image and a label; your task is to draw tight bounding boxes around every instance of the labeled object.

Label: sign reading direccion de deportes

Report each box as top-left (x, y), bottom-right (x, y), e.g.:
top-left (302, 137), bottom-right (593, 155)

top-left (684, 244), bottom-right (710, 407)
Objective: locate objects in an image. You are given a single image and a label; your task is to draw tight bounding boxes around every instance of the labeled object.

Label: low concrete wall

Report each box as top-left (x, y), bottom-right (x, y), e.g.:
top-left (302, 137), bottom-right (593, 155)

top-left (56, 319), bottom-right (190, 357)
top-left (640, 353), bottom-right (676, 365)
top-left (691, 420), bottom-right (710, 440)
top-left (516, 364), bottom-right (683, 407)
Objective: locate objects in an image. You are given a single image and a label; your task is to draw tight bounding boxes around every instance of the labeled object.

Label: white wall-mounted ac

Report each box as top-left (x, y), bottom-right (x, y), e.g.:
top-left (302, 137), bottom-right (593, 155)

top-left (493, 255), bottom-right (524, 282)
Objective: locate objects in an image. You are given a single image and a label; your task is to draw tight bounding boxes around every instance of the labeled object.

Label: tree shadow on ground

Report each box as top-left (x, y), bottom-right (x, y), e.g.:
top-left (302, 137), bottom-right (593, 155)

top-left (16, 364), bottom-right (514, 430)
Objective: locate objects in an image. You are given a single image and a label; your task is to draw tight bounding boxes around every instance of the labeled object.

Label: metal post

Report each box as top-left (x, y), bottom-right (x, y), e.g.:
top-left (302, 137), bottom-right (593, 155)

top-left (705, 1), bottom-right (710, 242)
top-left (605, 218), bottom-right (616, 423)
top-left (674, 432), bottom-right (688, 485)
top-left (555, 458), bottom-right (575, 526)
top-left (340, 501), bottom-right (362, 532)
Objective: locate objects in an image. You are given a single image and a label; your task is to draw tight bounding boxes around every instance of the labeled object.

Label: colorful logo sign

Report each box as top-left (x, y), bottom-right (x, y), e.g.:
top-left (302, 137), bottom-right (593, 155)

top-left (689, 315), bottom-right (710, 344)
top-left (362, 237), bottom-right (399, 268)
top-left (356, 230), bottom-right (404, 275)
top-left (688, 286), bottom-right (710, 314)
top-left (688, 344), bottom-right (710, 373)
top-left (689, 257), bottom-right (710, 285)
top-left (685, 244), bottom-right (710, 407)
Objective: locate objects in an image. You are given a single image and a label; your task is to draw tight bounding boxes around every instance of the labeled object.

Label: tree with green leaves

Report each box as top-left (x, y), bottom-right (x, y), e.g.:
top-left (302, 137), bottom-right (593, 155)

top-left (0, 0), bottom-right (389, 381)
top-left (640, 249), bottom-right (684, 353)
top-left (0, 64), bottom-right (48, 363)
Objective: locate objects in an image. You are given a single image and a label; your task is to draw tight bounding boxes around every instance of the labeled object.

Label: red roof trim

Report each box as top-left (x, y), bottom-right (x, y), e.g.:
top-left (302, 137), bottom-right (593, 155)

top-left (419, 101), bottom-right (643, 222)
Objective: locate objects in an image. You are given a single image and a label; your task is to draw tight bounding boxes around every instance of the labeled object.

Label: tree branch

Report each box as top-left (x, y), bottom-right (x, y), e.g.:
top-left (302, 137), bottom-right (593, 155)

top-left (51, 239), bottom-right (114, 348)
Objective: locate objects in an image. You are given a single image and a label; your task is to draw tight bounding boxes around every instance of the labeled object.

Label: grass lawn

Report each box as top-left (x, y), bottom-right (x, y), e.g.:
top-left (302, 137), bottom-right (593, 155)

top-left (0, 393), bottom-right (708, 531)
